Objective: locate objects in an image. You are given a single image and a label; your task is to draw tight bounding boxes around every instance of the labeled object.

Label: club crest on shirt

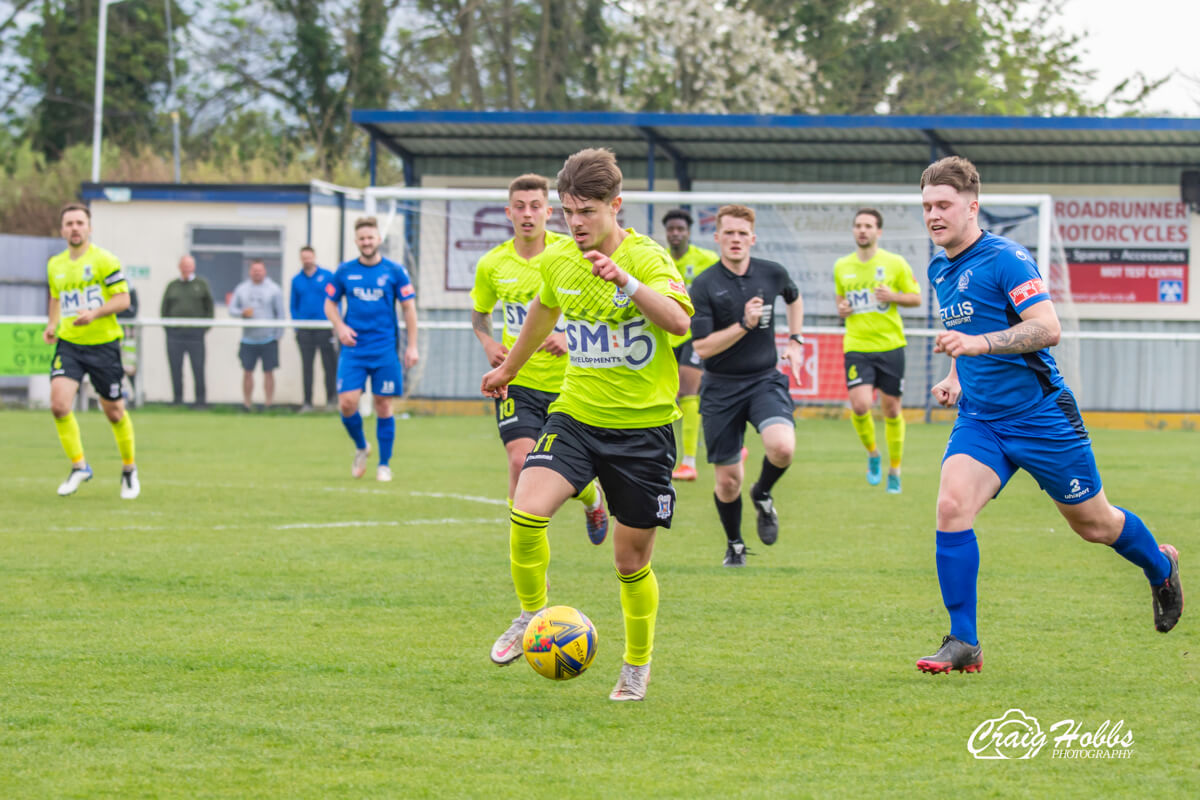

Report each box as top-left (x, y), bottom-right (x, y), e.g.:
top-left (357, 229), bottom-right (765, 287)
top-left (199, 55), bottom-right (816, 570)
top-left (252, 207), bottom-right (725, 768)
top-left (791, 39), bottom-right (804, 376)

top-left (958, 270), bottom-right (972, 292)
top-left (82, 264), bottom-right (93, 281)
top-left (377, 275), bottom-right (388, 287)
top-left (612, 285), bottom-right (631, 308)
top-left (875, 266), bottom-right (886, 281)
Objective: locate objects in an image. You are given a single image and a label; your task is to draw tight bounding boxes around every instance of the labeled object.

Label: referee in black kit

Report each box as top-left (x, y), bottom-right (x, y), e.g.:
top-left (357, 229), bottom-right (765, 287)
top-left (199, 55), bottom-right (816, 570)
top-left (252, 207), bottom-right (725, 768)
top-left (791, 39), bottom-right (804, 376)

top-left (690, 204), bottom-right (806, 567)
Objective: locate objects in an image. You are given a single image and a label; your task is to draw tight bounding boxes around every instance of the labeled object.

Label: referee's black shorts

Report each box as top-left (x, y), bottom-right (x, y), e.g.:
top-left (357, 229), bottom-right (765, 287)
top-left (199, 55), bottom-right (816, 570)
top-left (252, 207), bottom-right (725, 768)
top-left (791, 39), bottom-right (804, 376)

top-left (51, 339), bottom-right (125, 401)
top-left (522, 412), bottom-right (676, 529)
top-left (700, 368), bottom-right (794, 465)
top-left (843, 347), bottom-right (905, 396)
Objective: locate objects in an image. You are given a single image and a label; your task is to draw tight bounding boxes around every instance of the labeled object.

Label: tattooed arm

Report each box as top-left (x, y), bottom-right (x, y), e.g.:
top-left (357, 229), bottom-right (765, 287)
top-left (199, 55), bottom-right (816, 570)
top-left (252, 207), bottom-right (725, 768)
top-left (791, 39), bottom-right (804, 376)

top-left (472, 309), bottom-right (508, 367)
top-left (934, 300), bottom-right (1061, 357)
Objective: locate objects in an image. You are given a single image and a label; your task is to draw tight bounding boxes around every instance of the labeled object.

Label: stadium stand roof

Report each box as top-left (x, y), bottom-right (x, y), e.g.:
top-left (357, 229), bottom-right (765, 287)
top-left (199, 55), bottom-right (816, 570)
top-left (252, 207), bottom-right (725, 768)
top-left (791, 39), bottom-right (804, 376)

top-left (352, 110), bottom-right (1200, 188)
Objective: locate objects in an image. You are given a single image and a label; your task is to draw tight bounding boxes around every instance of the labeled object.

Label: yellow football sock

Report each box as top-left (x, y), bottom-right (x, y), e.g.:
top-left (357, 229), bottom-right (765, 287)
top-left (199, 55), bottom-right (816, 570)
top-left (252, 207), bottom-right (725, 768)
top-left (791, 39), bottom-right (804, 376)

top-left (618, 564), bottom-right (658, 666)
top-left (110, 413), bottom-right (136, 467)
top-left (679, 395), bottom-right (700, 460)
top-left (885, 414), bottom-right (905, 470)
top-left (53, 413), bottom-right (85, 464)
top-left (576, 478), bottom-right (599, 508)
top-left (510, 509), bottom-right (551, 612)
top-left (851, 410), bottom-right (876, 453)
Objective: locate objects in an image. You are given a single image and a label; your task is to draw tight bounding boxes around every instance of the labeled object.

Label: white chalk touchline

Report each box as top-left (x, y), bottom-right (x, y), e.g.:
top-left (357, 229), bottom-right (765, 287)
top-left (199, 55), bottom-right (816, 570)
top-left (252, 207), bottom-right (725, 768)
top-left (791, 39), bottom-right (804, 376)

top-left (43, 517), bottom-right (501, 534)
top-left (273, 518), bottom-right (498, 530)
top-left (408, 491), bottom-right (508, 506)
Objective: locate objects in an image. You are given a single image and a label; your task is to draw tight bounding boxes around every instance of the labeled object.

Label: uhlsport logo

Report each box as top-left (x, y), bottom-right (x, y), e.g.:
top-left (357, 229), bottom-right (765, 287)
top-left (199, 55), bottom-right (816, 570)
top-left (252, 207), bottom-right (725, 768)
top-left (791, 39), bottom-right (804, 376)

top-left (968, 709), bottom-right (1135, 760)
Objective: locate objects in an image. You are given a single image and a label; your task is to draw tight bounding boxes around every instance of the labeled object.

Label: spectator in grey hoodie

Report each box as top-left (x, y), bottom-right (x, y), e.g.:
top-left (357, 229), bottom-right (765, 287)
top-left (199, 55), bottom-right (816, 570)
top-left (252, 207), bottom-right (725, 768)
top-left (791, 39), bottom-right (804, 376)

top-left (228, 259), bottom-right (284, 410)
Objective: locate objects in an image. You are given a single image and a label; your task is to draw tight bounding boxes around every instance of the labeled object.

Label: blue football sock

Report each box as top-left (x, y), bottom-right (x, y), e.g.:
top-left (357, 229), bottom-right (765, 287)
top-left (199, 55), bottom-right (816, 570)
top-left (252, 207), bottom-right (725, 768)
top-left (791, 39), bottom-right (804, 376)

top-left (1110, 507), bottom-right (1171, 585)
top-left (377, 415), bottom-right (395, 467)
top-left (936, 529), bottom-right (979, 646)
top-left (341, 412), bottom-right (368, 450)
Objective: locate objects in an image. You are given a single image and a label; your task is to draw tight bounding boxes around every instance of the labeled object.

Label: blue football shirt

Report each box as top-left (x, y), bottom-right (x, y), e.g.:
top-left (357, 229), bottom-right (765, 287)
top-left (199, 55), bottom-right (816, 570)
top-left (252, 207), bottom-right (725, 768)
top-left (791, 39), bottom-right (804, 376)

top-left (929, 231), bottom-right (1065, 420)
top-left (326, 257), bottom-right (415, 359)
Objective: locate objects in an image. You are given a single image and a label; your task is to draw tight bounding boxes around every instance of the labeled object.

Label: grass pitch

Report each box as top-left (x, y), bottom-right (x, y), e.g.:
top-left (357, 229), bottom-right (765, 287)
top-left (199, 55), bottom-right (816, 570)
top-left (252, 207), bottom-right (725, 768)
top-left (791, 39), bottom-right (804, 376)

top-left (1, 408), bottom-right (1197, 798)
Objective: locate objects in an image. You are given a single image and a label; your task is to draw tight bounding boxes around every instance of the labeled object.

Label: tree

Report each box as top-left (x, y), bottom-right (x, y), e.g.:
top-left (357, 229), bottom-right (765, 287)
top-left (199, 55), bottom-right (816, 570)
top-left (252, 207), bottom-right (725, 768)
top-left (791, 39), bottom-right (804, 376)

top-left (747, 0), bottom-right (1102, 116)
top-left (0, 0), bottom-right (41, 127)
top-left (192, 0), bottom-right (405, 176)
top-left (589, 0), bottom-right (813, 114)
top-left (16, 0), bottom-right (187, 159)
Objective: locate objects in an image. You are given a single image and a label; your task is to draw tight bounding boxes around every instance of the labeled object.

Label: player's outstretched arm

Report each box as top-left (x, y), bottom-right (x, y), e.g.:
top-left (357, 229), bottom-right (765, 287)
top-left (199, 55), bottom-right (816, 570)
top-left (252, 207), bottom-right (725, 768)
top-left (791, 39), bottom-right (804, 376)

top-left (835, 295), bottom-right (852, 319)
top-left (932, 360), bottom-right (961, 407)
top-left (73, 291), bottom-right (130, 326)
top-left (43, 297), bottom-right (60, 343)
top-left (584, 251), bottom-right (690, 336)
top-left (693, 296), bottom-right (760, 360)
top-left (782, 295), bottom-right (806, 383)
top-left (401, 298), bottom-right (419, 368)
top-left (981, 299), bottom-right (1060, 354)
top-left (325, 297), bottom-right (356, 345)
top-left (875, 286), bottom-right (922, 307)
top-left (471, 309), bottom-right (508, 367)
top-left (482, 297), bottom-right (558, 397)
top-left (935, 299), bottom-right (1060, 357)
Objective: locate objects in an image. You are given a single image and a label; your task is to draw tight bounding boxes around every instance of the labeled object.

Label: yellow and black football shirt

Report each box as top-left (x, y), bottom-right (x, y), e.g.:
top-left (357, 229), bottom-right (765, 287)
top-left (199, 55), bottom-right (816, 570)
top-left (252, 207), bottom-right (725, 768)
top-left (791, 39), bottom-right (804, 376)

top-left (47, 244), bottom-right (129, 345)
top-left (538, 230), bottom-right (693, 429)
top-left (470, 231), bottom-right (568, 393)
top-left (833, 248), bottom-right (919, 353)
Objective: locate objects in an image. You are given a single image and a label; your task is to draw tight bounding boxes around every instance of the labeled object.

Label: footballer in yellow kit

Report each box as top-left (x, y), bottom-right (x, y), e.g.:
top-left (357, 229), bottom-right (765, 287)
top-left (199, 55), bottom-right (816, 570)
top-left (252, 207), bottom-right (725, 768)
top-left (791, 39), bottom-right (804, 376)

top-left (43, 203), bottom-right (140, 499)
top-left (482, 149), bottom-right (693, 702)
top-left (833, 208), bottom-right (921, 493)
top-left (470, 174), bottom-right (611, 663)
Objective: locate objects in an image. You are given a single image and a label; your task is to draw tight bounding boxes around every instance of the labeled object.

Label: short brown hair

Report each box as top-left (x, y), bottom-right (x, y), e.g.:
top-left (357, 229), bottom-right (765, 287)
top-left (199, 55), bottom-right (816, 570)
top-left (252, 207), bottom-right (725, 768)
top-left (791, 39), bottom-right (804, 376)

top-left (716, 204), bottom-right (755, 228)
top-left (508, 173), bottom-right (549, 196)
top-left (354, 216), bottom-right (379, 232)
top-left (300, 245), bottom-right (315, 254)
top-left (60, 202), bottom-right (90, 221)
top-left (920, 156), bottom-right (981, 197)
top-left (556, 148), bottom-right (622, 202)
top-left (854, 208), bottom-right (883, 228)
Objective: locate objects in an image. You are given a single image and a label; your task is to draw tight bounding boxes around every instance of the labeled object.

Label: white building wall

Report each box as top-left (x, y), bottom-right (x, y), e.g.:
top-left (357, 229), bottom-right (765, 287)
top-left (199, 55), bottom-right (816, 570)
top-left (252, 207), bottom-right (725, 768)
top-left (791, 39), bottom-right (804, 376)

top-left (90, 199), bottom-right (321, 406)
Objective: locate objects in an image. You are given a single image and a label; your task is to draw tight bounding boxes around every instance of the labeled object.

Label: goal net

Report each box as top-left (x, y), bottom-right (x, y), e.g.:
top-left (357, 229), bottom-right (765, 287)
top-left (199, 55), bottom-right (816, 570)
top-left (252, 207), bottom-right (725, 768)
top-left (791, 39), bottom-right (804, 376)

top-left (365, 186), bottom-right (1081, 412)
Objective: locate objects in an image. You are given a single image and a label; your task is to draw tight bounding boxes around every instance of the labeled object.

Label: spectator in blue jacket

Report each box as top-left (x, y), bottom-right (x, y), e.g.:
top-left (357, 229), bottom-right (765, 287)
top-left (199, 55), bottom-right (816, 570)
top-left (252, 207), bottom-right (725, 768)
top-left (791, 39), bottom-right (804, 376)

top-left (290, 246), bottom-right (337, 411)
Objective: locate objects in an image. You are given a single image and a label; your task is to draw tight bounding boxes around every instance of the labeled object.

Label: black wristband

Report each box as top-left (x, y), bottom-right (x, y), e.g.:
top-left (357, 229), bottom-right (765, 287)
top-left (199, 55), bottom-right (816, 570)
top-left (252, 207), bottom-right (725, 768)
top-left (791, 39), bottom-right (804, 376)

top-left (789, 334), bottom-right (805, 345)
top-left (739, 319), bottom-right (754, 332)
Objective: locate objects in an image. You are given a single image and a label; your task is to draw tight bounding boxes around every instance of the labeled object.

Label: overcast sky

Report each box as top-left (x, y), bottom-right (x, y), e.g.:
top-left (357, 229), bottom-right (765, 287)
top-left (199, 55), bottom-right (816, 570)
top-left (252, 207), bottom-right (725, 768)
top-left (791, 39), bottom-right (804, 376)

top-left (1062, 0), bottom-right (1199, 116)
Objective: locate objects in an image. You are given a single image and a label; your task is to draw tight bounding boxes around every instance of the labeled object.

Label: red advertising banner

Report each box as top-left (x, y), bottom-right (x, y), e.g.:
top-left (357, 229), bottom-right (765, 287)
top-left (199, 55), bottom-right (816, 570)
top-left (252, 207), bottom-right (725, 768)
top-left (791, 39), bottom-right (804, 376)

top-left (1055, 199), bottom-right (1190, 304)
top-left (774, 332), bottom-right (848, 403)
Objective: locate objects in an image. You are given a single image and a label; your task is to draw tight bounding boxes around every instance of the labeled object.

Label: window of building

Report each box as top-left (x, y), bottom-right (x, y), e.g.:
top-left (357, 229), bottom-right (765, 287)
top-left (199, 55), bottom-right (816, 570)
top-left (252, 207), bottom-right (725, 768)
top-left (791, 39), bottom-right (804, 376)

top-left (188, 226), bottom-right (284, 305)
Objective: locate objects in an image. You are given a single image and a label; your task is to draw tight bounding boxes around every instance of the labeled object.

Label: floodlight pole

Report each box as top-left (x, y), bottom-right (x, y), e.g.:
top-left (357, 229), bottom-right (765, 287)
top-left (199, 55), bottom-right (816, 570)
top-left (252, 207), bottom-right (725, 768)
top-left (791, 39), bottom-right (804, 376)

top-left (91, 0), bottom-right (129, 184)
top-left (165, 0), bottom-right (181, 182)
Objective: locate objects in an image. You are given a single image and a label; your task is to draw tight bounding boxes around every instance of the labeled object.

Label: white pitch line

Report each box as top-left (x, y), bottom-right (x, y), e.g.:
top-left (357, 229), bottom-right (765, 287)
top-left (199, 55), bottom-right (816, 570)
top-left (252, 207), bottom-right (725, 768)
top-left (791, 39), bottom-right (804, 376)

top-left (408, 491), bottom-right (509, 506)
top-left (43, 517), bottom-right (501, 534)
top-left (322, 488), bottom-right (509, 505)
top-left (274, 518), bottom-right (498, 530)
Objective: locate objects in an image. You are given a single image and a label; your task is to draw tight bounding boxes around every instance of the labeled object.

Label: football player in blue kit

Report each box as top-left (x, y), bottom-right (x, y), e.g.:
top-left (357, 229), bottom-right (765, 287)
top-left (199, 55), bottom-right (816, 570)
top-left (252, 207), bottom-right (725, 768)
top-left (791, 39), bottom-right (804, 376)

top-left (915, 156), bottom-right (1183, 674)
top-left (325, 216), bottom-right (419, 482)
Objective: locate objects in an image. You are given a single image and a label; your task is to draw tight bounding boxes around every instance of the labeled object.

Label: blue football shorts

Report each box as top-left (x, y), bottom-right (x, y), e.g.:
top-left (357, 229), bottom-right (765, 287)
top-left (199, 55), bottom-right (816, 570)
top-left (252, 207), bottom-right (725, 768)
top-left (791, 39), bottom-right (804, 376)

top-left (336, 351), bottom-right (403, 396)
top-left (943, 389), bottom-right (1102, 505)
